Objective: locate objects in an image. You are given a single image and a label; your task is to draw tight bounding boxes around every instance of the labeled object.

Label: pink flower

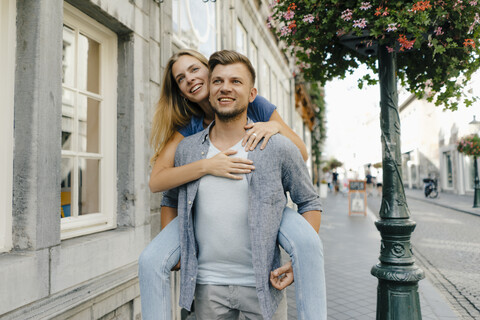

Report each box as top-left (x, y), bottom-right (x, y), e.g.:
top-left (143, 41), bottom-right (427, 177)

top-left (341, 9), bottom-right (353, 21)
top-left (386, 46), bottom-right (394, 53)
top-left (434, 27), bottom-right (444, 35)
top-left (470, 1), bottom-right (478, 5)
top-left (266, 16), bottom-right (273, 29)
top-left (353, 18), bottom-right (368, 29)
top-left (303, 14), bottom-right (315, 23)
top-left (283, 10), bottom-right (295, 21)
top-left (386, 23), bottom-right (398, 32)
top-left (280, 26), bottom-right (291, 36)
top-left (360, 2), bottom-right (372, 10)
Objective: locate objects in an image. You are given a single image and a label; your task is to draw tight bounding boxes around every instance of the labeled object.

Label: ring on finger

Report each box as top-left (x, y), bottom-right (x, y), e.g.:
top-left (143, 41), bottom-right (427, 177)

top-left (252, 133), bottom-right (257, 137)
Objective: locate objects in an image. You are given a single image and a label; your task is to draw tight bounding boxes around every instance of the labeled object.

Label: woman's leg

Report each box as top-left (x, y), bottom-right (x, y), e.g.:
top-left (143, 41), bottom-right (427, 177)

top-left (138, 217), bottom-right (180, 320)
top-left (277, 207), bottom-right (327, 320)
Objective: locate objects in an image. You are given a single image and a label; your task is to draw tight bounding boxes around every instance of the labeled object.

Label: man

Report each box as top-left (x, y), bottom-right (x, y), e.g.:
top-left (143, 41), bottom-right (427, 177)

top-left (167, 50), bottom-right (322, 319)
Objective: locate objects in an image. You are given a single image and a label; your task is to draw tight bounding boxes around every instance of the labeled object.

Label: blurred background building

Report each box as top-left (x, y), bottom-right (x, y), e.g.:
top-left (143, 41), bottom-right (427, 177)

top-left (0, 0), bottom-right (318, 319)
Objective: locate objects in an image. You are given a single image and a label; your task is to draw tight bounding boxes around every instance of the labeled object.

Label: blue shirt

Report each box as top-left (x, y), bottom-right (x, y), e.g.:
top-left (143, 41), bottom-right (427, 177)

top-left (164, 120), bottom-right (322, 319)
top-left (177, 95), bottom-right (275, 137)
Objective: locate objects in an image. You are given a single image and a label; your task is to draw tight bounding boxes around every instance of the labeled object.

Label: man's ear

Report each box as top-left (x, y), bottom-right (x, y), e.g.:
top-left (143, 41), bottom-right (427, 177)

top-left (249, 87), bottom-right (258, 103)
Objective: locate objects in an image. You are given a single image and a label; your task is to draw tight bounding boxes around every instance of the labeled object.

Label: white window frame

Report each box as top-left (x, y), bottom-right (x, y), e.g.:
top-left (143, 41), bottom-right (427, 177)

top-left (0, 0), bottom-right (16, 252)
top-left (61, 3), bottom-right (117, 240)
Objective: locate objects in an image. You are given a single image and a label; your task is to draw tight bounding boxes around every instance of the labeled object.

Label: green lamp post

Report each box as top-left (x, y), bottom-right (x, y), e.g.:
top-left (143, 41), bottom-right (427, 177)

top-left (370, 44), bottom-right (425, 319)
top-left (469, 116), bottom-right (480, 208)
top-left (340, 37), bottom-right (425, 319)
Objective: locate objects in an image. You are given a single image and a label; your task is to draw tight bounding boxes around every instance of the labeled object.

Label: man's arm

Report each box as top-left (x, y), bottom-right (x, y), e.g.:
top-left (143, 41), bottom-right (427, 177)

top-left (301, 210), bottom-right (321, 233)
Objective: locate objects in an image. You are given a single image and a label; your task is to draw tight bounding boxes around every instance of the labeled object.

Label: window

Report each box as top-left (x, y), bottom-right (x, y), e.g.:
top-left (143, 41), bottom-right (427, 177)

top-left (443, 151), bottom-right (454, 189)
top-left (261, 60), bottom-right (271, 100)
top-left (0, 0), bottom-right (15, 252)
top-left (172, 0), bottom-right (217, 57)
top-left (271, 72), bottom-right (278, 106)
top-left (236, 20), bottom-right (247, 55)
top-left (61, 3), bottom-right (117, 239)
top-left (248, 41), bottom-right (258, 87)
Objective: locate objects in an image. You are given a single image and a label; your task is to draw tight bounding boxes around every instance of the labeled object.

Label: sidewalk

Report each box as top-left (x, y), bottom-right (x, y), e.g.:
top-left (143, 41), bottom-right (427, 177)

top-left (404, 188), bottom-right (480, 217)
top-left (292, 192), bottom-right (459, 320)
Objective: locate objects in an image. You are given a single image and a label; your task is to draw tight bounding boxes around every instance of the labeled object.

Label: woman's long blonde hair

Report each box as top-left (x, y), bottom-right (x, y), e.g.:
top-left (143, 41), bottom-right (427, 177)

top-left (150, 49), bottom-right (208, 164)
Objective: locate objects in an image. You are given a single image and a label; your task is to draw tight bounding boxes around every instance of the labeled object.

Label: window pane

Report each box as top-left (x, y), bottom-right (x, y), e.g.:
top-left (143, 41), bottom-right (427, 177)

top-left (445, 152), bottom-right (453, 188)
top-left (78, 33), bottom-right (100, 94)
top-left (249, 41), bottom-right (257, 87)
top-left (62, 88), bottom-right (75, 151)
top-left (175, 0), bottom-right (216, 57)
top-left (261, 61), bottom-right (271, 100)
top-left (61, 158), bottom-right (74, 218)
top-left (172, 0), bottom-right (179, 33)
top-left (236, 20), bottom-right (247, 55)
top-left (62, 25), bottom-right (75, 87)
top-left (78, 95), bottom-right (100, 154)
top-left (79, 158), bottom-right (100, 215)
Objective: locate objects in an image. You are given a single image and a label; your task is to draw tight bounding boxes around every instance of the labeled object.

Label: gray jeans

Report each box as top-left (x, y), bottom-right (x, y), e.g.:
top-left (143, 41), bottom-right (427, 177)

top-left (194, 284), bottom-right (288, 320)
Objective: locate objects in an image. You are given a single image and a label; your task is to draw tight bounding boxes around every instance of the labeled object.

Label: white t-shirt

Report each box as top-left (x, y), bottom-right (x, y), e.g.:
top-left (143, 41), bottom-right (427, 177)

top-left (194, 139), bottom-right (256, 287)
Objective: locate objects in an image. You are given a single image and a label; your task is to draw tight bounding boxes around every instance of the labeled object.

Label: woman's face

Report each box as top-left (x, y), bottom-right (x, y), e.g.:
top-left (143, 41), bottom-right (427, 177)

top-left (171, 55), bottom-right (210, 104)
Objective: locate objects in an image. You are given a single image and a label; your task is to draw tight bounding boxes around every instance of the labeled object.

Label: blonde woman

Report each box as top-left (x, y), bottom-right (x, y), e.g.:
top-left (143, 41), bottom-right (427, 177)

top-left (138, 50), bottom-right (326, 320)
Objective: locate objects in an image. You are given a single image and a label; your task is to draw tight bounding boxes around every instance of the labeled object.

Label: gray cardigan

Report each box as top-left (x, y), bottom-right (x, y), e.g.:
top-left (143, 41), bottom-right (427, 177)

top-left (163, 121), bottom-right (322, 319)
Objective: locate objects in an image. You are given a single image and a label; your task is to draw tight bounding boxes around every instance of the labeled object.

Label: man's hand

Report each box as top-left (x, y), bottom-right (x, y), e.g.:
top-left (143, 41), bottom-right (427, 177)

top-left (270, 261), bottom-right (294, 290)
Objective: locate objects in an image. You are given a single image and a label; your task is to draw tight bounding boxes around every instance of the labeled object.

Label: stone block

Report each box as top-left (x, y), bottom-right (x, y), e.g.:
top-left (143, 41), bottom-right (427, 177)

top-left (50, 228), bottom-right (147, 294)
top-left (95, 0), bottom-right (135, 31)
top-left (149, 41), bottom-right (161, 85)
top-left (0, 249), bottom-right (49, 315)
top-left (14, 0), bottom-right (62, 251)
top-left (65, 307), bottom-right (92, 320)
top-left (133, 0), bottom-right (150, 14)
top-left (149, 0), bottom-right (160, 43)
top-left (134, 6), bottom-right (149, 41)
top-left (92, 283), bottom-right (137, 320)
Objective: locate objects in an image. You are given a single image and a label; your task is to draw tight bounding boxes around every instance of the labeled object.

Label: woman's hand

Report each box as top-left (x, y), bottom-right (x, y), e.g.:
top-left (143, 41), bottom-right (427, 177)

top-left (270, 261), bottom-right (294, 290)
top-left (171, 260), bottom-right (181, 271)
top-left (205, 149), bottom-right (255, 179)
top-left (243, 121), bottom-right (281, 151)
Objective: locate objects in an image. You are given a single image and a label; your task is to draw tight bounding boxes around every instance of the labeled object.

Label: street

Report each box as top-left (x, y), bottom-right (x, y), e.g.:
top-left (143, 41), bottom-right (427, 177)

top-left (368, 193), bottom-right (480, 319)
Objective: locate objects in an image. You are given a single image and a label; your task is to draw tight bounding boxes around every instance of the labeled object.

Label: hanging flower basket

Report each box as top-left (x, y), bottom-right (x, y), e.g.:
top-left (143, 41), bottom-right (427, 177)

top-left (268, 1), bottom-right (480, 110)
top-left (457, 134), bottom-right (480, 156)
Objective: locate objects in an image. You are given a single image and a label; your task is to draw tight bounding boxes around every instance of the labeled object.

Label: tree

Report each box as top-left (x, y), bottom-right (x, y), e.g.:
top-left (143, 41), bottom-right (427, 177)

top-left (269, 0), bottom-right (480, 110)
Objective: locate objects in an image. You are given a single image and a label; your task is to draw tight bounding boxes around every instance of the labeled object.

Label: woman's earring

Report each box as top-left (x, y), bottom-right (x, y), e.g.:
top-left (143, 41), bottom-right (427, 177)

top-left (183, 97), bottom-right (188, 104)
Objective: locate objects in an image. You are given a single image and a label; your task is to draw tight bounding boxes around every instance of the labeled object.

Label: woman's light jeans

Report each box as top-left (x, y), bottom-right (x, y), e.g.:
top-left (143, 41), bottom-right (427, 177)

top-left (138, 207), bottom-right (326, 320)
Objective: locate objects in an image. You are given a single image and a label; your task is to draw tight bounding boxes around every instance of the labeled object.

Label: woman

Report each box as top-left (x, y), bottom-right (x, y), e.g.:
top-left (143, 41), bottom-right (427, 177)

top-left (138, 49), bottom-right (326, 320)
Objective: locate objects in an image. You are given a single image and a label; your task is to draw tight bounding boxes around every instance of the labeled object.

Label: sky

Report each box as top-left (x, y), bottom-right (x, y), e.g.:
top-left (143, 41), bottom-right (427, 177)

top-left (323, 65), bottom-right (383, 172)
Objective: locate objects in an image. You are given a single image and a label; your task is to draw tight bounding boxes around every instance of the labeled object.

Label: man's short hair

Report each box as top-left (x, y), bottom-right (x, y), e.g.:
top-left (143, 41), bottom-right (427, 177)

top-left (208, 50), bottom-right (256, 85)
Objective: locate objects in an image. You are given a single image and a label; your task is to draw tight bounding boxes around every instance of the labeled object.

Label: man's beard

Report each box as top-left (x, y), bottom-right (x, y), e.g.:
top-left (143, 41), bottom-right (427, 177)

top-left (211, 103), bottom-right (247, 122)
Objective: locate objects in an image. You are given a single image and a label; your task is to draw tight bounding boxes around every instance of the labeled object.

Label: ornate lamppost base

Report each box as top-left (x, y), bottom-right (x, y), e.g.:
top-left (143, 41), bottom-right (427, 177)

top-left (373, 277), bottom-right (423, 320)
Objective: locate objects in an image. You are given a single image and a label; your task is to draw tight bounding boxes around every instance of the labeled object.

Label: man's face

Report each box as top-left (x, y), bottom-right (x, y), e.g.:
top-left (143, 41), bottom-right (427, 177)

top-left (209, 63), bottom-right (257, 121)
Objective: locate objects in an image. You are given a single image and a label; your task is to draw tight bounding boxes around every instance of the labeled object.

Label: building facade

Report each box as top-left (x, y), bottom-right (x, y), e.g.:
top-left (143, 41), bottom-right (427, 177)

top-left (0, 0), bottom-right (311, 319)
top-left (398, 72), bottom-right (480, 195)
